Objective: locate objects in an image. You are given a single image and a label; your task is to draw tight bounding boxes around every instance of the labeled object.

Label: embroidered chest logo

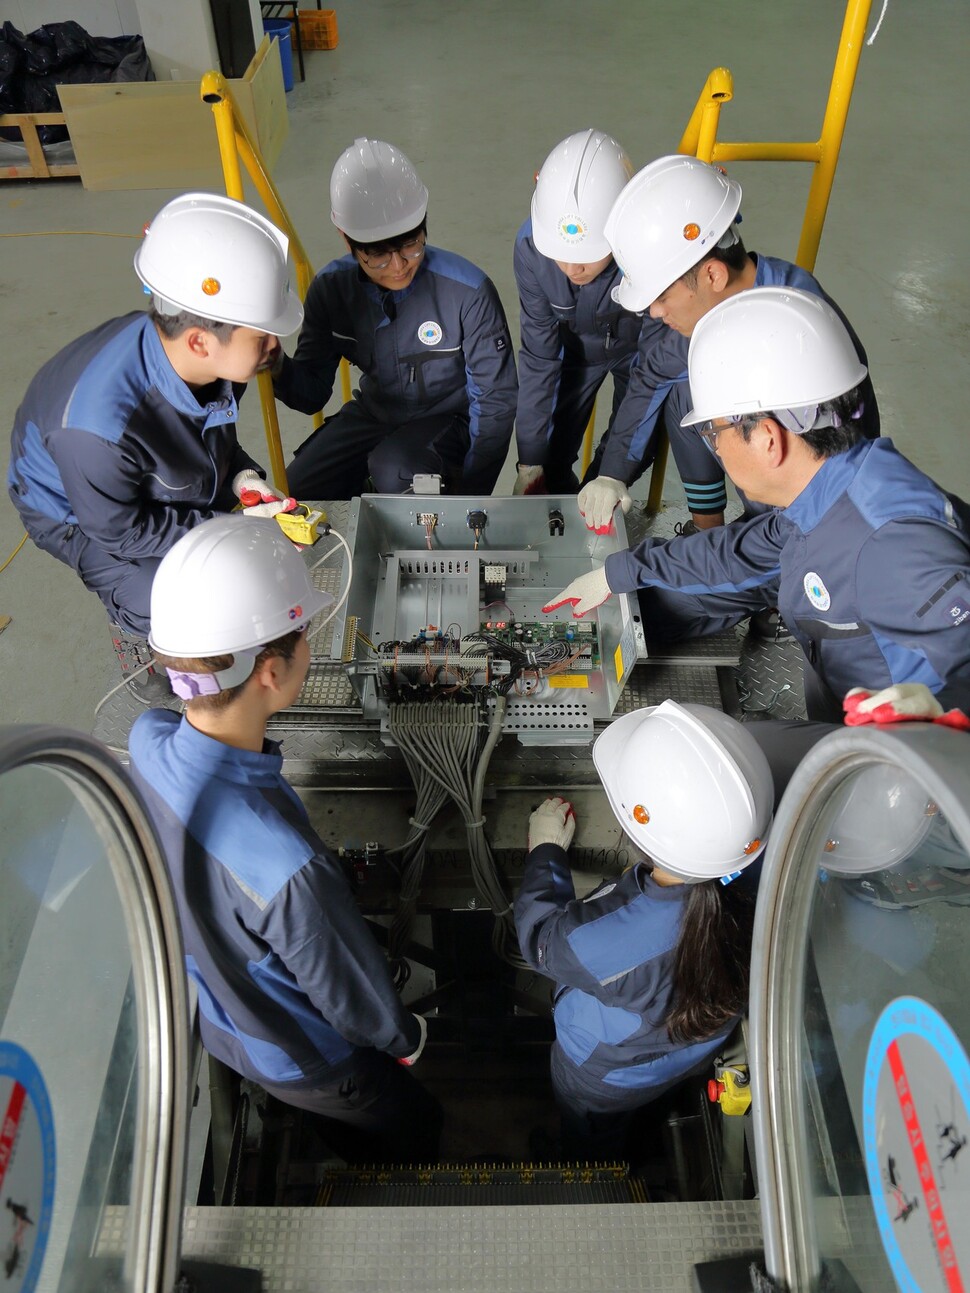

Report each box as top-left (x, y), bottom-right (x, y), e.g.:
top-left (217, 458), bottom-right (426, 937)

top-left (418, 320), bottom-right (443, 346)
top-left (803, 571), bottom-right (831, 612)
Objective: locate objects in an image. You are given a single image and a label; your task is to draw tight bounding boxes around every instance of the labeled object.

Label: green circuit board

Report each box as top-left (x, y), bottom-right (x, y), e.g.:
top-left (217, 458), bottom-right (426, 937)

top-left (477, 619), bottom-right (600, 668)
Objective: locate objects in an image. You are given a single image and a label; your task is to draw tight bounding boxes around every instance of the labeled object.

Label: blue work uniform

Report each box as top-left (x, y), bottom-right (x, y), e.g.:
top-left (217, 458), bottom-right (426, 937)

top-left (592, 253), bottom-right (879, 516)
top-left (6, 313), bottom-right (258, 636)
top-left (516, 850), bottom-right (746, 1160)
top-left (128, 710), bottom-right (441, 1162)
top-left (604, 438), bottom-right (970, 718)
top-left (275, 248), bottom-right (518, 498)
top-left (513, 219), bottom-right (652, 491)
top-left (514, 720), bottom-right (833, 1158)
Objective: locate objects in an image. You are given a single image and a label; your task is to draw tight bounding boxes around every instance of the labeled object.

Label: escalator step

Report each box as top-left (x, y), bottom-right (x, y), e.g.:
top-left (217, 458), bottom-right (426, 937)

top-left (314, 1161), bottom-right (650, 1207)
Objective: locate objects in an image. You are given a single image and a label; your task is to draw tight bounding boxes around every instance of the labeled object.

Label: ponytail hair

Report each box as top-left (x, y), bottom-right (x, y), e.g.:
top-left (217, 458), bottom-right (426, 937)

top-left (664, 878), bottom-right (755, 1043)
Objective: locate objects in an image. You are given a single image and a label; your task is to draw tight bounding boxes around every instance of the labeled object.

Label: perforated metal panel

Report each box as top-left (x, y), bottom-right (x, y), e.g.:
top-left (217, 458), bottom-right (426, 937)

top-left (292, 662), bottom-right (360, 711)
top-left (501, 698), bottom-right (594, 744)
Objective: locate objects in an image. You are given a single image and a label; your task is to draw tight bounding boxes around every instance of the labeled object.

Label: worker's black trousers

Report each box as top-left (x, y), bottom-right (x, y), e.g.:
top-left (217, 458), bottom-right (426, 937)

top-left (287, 400), bottom-right (483, 499)
top-left (258, 1049), bottom-right (443, 1165)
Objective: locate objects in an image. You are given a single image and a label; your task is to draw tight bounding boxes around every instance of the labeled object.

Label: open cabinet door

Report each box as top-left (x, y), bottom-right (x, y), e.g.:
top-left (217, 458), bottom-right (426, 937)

top-left (747, 724), bottom-right (970, 1293)
top-left (0, 724), bottom-right (191, 1293)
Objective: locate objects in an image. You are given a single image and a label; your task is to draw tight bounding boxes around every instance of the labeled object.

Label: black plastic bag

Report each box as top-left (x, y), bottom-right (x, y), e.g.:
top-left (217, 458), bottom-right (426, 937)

top-left (0, 20), bottom-right (154, 145)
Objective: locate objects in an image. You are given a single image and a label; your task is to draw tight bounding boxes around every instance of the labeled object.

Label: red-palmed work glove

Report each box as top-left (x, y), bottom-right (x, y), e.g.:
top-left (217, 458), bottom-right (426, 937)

top-left (542, 567), bottom-right (612, 618)
top-left (843, 684), bottom-right (970, 731)
top-left (513, 465), bottom-right (547, 496)
top-left (577, 476), bottom-right (632, 534)
top-left (528, 797), bottom-right (577, 852)
top-left (396, 1014), bottom-right (428, 1067)
top-left (232, 468), bottom-right (297, 519)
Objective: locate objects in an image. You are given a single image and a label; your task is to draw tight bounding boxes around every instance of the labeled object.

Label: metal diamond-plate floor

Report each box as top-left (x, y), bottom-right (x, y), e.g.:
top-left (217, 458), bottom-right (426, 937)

top-left (171, 1201), bottom-right (765, 1293)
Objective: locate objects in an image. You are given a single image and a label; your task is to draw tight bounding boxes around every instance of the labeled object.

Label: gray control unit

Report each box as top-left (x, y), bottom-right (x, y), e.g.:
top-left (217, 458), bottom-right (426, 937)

top-left (329, 494), bottom-right (646, 744)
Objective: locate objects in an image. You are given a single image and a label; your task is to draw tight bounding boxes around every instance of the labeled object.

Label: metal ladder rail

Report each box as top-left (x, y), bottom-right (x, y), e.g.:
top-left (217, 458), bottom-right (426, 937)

top-left (581, 0), bottom-right (874, 505)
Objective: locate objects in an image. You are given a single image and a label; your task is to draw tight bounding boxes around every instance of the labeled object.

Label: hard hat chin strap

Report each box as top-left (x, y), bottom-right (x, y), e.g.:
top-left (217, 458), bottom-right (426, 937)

top-left (165, 649), bottom-right (257, 700)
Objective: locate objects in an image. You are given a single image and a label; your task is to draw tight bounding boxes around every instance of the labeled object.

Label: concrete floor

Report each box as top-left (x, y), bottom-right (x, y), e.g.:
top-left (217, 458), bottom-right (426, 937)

top-left (1, 0), bottom-right (968, 732)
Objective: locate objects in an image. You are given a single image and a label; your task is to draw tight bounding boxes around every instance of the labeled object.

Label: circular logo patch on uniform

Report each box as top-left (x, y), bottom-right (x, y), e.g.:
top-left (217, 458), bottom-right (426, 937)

top-left (804, 571), bottom-right (831, 611)
top-left (418, 321), bottom-right (442, 346)
top-left (557, 214), bottom-right (587, 245)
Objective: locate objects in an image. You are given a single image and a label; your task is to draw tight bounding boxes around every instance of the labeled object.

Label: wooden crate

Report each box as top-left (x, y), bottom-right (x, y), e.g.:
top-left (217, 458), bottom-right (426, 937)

top-left (0, 112), bottom-right (81, 180)
top-left (56, 35), bottom-right (287, 192)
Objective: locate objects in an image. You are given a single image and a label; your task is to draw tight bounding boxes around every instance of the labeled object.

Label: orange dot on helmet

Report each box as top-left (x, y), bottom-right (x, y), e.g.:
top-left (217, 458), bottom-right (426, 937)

top-left (201, 277), bottom-right (221, 296)
top-left (743, 838), bottom-right (762, 855)
top-left (633, 805), bottom-right (650, 825)
top-left (683, 222), bottom-right (701, 241)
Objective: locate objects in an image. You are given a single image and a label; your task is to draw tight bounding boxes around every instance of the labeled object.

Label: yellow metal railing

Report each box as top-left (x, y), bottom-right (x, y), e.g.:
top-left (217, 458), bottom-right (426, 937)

top-left (200, 69), bottom-right (352, 494)
top-left (677, 0), bottom-right (873, 273)
top-left (581, 0), bottom-right (873, 503)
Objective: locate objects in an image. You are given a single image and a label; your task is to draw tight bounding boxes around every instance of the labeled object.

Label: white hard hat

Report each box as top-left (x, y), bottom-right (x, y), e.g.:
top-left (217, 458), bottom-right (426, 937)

top-left (134, 193), bottom-right (303, 336)
top-left (592, 700), bottom-right (774, 882)
top-left (531, 128), bottom-right (634, 263)
top-left (604, 155), bottom-right (742, 312)
top-left (819, 764), bottom-right (938, 877)
top-left (149, 516), bottom-right (333, 657)
top-left (330, 137), bottom-right (429, 243)
top-left (681, 287), bottom-right (869, 429)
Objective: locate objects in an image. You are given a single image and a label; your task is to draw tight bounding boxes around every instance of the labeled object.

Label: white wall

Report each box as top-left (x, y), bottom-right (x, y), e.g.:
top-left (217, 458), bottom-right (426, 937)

top-left (0, 0), bottom-right (139, 35)
top-left (134, 0), bottom-right (221, 80)
top-left (0, 0), bottom-right (261, 80)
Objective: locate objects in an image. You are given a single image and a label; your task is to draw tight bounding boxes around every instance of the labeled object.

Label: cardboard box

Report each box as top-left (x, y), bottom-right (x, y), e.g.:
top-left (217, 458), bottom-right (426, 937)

top-left (57, 35), bottom-right (287, 192)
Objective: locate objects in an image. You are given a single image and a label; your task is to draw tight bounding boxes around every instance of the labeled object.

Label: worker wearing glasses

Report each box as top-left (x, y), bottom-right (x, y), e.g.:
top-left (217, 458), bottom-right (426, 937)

top-left (274, 137), bottom-right (518, 499)
top-left (575, 156), bottom-right (879, 539)
top-left (544, 288), bottom-right (970, 725)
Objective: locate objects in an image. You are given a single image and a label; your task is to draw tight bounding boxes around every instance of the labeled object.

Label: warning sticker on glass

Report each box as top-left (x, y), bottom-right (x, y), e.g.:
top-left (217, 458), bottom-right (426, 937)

top-left (863, 996), bottom-right (970, 1293)
top-left (0, 1041), bottom-right (56, 1292)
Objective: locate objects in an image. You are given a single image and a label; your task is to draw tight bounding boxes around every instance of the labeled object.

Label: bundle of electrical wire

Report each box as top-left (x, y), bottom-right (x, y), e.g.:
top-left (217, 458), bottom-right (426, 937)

top-left (385, 706), bottom-right (453, 965)
top-left (461, 632), bottom-right (580, 696)
top-left (387, 696), bottom-right (526, 968)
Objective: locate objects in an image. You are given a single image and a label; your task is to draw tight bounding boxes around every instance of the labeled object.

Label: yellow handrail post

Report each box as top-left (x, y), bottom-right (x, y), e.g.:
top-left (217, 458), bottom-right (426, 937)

top-left (200, 68), bottom-right (353, 494)
top-left (795, 0), bottom-right (872, 271)
top-left (645, 432), bottom-right (670, 517)
top-left (578, 406), bottom-right (597, 480)
top-left (677, 67), bottom-right (734, 161)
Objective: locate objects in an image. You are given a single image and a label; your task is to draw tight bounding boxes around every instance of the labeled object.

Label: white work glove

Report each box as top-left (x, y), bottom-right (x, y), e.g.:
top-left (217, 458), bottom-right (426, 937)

top-left (528, 797), bottom-right (576, 852)
top-left (541, 566), bottom-right (612, 619)
top-left (231, 468), bottom-right (296, 519)
top-left (396, 1013), bottom-right (428, 1067)
top-left (577, 475), bottom-right (632, 534)
top-left (843, 684), bottom-right (970, 732)
top-left (513, 464), bottom-right (547, 496)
